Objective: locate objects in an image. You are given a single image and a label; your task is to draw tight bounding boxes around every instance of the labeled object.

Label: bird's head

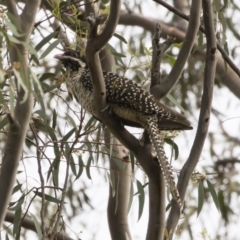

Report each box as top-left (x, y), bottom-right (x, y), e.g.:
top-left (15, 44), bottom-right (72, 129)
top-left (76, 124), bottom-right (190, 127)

top-left (54, 50), bottom-right (87, 72)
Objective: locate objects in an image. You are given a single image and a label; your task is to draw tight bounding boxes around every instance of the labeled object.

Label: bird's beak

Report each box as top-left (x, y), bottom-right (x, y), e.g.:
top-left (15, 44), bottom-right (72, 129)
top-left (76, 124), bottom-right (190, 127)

top-left (54, 54), bottom-right (64, 60)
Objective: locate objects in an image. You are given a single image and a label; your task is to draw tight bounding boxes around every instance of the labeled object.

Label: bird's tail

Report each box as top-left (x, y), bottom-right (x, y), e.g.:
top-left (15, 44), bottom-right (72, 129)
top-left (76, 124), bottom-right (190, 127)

top-left (146, 116), bottom-right (182, 208)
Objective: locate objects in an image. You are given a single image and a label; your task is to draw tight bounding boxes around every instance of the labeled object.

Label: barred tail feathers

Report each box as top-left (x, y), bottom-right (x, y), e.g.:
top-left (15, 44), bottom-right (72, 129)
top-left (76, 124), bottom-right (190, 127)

top-left (146, 116), bottom-right (182, 207)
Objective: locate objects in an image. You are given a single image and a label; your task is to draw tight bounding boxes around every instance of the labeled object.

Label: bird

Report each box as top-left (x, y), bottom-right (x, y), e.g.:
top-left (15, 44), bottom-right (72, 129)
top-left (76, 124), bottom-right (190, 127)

top-left (54, 50), bottom-right (192, 208)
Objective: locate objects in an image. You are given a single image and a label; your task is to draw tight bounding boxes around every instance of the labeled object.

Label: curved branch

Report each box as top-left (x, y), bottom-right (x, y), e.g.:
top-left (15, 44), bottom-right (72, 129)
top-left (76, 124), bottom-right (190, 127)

top-left (154, 0), bottom-right (240, 79)
top-left (4, 211), bottom-right (73, 240)
top-left (85, 0), bottom-right (120, 120)
top-left (166, 0), bottom-right (217, 238)
top-left (151, 0), bottom-right (201, 99)
top-left (140, 131), bottom-right (165, 240)
top-left (93, 0), bottom-right (121, 52)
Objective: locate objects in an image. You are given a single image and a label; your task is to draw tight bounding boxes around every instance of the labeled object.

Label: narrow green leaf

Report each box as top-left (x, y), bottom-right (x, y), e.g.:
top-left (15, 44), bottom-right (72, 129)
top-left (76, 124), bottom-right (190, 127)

top-left (0, 116), bottom-right (9, 130)
top-left (35, 30), bottom-right (59, 52)
top-left (31, 70), bottom-right (44, 96)
top-left (107, 171), bottom-right (116, 197)
top-left (95, 125), bottom-right (101, 162)
top-left (70, 155), bottom-right (77, 176)
top-left (111, 51), bottom-right (126, 58)
top-left (64, 142), bottom-right (76, 176)
top-left (62, 128), bottom-right (75, 142)
top-left (113, 157), bottom-right (125, 171)
top-left (34, 191), bottom-right (61, 204)
top-left (9, 79), bottom-right (15, 116)
top-left (197, 181), bottom-right (204, 216)
top-left (109, 132), bottom-right (113, 160)
top-left (5, 19), bottom-right (25, 37)
top-left (84, 116), bottom-right (96, 130)
top-left (102, 5), bottom-right (110, 14)
top-left (113, 33), bottom-right (128, 44)
top-left (12, 183), bottom-right (22, 195)
top-left (45, 125), bottom-right (57, 141)
top-left (22, 42), bottom-right (38, 56)
top-left (206, 179), bottom-right (219, 210)
top-left (165, 54), bottom-right (176, 66)
top-left (114, 173), bottom-right (120, 214)
top-left (75, 156), bottom-right (84, 180)
top-left (218, 190), bottom-right (228, 222)
top-left (5, 233), bottom-right (10, 240)
top-left (129, 152), bottom-right (135, 172)
top-left (53, 158), bottom-right (60, 187)
top-left (30, 213), bottom-right (43, 239)
top-left (42, 83), bottom-right (59, 94)
top-left (30, 53), bottom-right (40, 65)
top-left (172, 42), bottom-right (183, 49)
top-left (31, 70), bottom-right (46, 122)
top-left (9, 194), bottom-right (25, 211)
top-left (47, 157), bottom-right (60, 187)
top-left (52, 109), bottom-right (57, 129)
top-left (164, 138), bottom-right (179, 160)
top-left (85, 155), bottom-right (92, 179)
top-left (59, 1), bottom-right (69, 9)
top-left (39, 39), bottom-right (60, 59)
top-left (166, 93), bottom-right (186, 114)
top-left (66, 113), bottom-right (77, 129)
top-left (136, 180), bottom-right (145, 221)
top-left (13, 69), bottom-right (28, 103)
top-left (6, 12), bottom-right (21, 32)
top-left (39, 72), bottom-right (56, 82)
top-left (223, 41), bottom-right (229, 55)
top-left (13, 207), bottom-right (21, 237)
top-left (106, 43), bottom-right (126, 62)
top-left (135, 69), bottom-right (146, 81)
top-left (142, 45), bottom-right (151, 56)
top-left (7, 35), bottom-right (22, 44)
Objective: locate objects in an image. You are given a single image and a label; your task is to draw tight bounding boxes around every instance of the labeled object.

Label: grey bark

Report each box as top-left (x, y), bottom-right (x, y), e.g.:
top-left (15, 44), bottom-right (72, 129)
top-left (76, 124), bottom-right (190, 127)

top-left (0, 0), bottom-right (40, 227)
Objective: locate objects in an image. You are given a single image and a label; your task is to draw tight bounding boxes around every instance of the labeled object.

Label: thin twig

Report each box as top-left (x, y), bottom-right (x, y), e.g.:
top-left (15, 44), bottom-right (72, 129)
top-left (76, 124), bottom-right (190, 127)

top-left (30, 123), bottom-right (46, 240)
top-left (50, 122), bottom-right (83, 240)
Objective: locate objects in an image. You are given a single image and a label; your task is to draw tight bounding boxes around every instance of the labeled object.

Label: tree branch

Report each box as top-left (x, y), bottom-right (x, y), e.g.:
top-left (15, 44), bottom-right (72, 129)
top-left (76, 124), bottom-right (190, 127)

top-left (140, 131), bottom-right (165, 240)
top-left (91, 0), bottom-right (121, 52)
top-left (85, 3), bottom-right (168, 239)
top-left (151, 0), bottom-right (201, 99)
top-left (154, 0), bottom-right (240, 79)
top-left (119, 12), bottom-right (240, 99)
top-left (4, 211), bottom-right (74, 240)
top-left (99, 47), bottom-right (133, 240)
top-left (165, 0), bottom-right (216, 238)
top-left (0, 0), bottom-right (40, 227)
top-left (150, 23), bottom-right (162, 87)
top-left (85, 0), bottom-right (143, 155)
top-left (105, 132), bottom-right (132, 240)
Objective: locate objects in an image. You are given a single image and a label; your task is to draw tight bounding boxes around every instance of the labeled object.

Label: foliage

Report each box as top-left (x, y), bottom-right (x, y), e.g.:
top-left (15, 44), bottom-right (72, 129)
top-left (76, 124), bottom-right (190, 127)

top-left (0, 1), bottom-right (240, 240)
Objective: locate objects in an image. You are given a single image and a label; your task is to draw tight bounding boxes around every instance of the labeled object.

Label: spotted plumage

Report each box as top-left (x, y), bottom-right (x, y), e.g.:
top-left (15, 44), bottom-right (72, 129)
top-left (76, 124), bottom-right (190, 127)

top-left (55, 50), bottom-right (192, 208)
